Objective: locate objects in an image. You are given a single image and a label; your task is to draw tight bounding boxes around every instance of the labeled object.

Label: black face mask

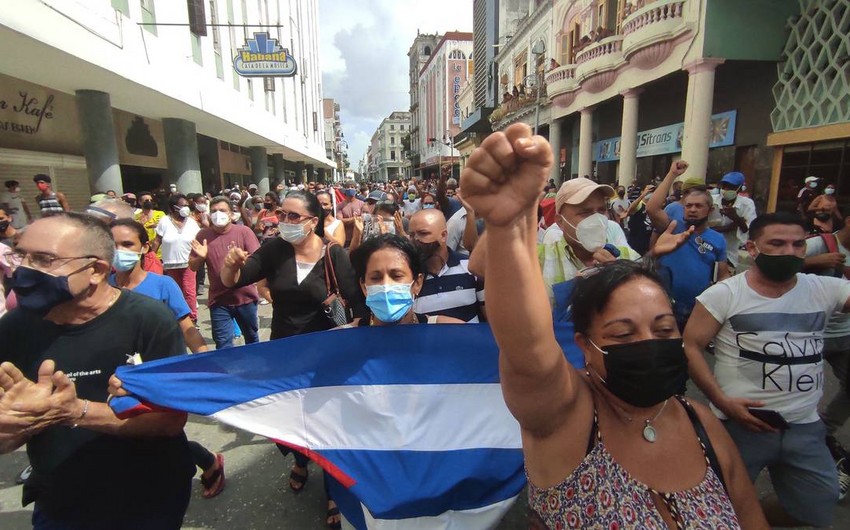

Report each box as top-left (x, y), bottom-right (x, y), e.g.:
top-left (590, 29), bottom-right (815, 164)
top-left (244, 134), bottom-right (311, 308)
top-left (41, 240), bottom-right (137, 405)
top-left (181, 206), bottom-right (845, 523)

top-left (10, 265), bottom-right (91, 315)
top-left (414, 239), bottom-right (441, 260)
top-left (141, 200), bottom-right (153, 210)
top-left (0, 220), bottom-right (9, 232)
top-left (814, 212), bottom-right (831, 221)
top-left (263, 202), bottom-right (273, 210)
top-left (323, 208), bottom-right (333, 217)
top-left (618, 191), bottom-right (625, 198)
top-left (590, 338), bottom-right (688, 408)
top-left (755, 251), bottom-right (804, 282)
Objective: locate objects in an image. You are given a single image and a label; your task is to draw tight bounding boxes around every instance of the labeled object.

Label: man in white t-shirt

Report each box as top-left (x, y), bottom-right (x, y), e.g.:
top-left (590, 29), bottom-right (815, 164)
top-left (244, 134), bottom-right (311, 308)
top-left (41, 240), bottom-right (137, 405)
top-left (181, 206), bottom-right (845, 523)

top-left (684, 212), bottom-right (850, 527)
top-left (610, 185), bottom-right (630, 225)
top-left (710, 171), bottom-right (757, 270)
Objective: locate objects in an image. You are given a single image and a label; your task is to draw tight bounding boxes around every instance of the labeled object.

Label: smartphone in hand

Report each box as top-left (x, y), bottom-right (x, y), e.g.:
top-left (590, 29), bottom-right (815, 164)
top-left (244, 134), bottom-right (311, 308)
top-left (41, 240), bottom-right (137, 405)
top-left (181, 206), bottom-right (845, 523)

top-left (748, 408), bottom-right (790, 430)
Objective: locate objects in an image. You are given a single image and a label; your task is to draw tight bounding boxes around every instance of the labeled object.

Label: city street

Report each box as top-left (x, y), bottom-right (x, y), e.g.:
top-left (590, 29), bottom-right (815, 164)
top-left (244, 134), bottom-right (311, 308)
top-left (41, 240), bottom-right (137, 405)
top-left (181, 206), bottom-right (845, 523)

top-left (0, 292), bottom-right (848, 529)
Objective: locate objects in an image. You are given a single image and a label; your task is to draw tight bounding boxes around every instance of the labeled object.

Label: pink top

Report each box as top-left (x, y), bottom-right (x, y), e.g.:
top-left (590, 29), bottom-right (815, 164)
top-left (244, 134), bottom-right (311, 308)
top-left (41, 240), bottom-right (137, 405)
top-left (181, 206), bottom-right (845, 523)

top-left (528, 400), bottom-right (741, 530)
top-left (196, 225), bottom-right (260, 308)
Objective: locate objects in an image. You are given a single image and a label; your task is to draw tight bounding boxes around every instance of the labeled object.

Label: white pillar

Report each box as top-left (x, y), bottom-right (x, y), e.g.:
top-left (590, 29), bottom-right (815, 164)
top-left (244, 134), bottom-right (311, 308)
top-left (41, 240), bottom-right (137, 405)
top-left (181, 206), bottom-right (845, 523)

top-left (578, 107), bottom-right (594, 178)
top-left (681, 59), bottom-right (724, 181)
top-left (618, 88), bottom-right (642, 187)
top-left (549, 118), bottom-right (563, 185)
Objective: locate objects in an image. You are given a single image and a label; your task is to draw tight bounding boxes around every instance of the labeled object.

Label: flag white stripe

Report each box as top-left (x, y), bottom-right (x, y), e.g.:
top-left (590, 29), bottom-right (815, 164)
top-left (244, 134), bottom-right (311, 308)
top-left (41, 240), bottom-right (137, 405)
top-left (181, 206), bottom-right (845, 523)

top-left (352, 496), bottom-right (519, 530)
top-left (211, 383), bottom-right (522, 451)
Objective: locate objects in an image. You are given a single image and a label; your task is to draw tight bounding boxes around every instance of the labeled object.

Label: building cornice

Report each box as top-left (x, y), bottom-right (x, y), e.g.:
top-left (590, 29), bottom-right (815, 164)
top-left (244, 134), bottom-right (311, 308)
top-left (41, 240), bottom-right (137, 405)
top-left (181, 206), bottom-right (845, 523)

top-left (494, 2), bottom-right (552, 64)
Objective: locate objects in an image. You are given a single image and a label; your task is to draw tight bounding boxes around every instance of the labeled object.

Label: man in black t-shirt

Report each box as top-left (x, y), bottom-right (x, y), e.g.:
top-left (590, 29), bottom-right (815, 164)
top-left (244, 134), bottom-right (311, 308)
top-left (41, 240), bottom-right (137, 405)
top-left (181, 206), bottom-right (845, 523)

top-left (0, 212), bottom-right (194, 529)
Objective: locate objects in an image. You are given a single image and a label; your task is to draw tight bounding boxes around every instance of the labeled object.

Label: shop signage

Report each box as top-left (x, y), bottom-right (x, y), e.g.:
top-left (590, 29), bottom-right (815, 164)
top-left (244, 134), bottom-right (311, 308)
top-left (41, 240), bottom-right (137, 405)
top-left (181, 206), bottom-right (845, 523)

top-left (0, 90), bottom-right (55, 135)
top-left (233, 32), bottom-right (297, 77)
top-left (452, 64), bottom-right (462, 125)
top-left (593, 110), bottom-right (737, 162)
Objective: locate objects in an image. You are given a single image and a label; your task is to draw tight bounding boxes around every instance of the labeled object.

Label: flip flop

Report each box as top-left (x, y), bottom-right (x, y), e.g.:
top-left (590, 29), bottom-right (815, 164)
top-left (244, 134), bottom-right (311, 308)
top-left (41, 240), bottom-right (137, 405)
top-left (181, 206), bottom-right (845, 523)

top-left (201, 453), bottom-right (226, 499)
top-left (289, 465), bottom-right (308, 493)
top-left (327, 504), bottom-right (341, 530)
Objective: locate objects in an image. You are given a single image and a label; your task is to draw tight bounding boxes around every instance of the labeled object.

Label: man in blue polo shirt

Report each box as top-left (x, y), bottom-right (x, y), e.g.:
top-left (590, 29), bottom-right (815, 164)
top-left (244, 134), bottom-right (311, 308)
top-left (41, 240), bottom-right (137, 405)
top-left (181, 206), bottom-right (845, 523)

top-left (408, 209), bottom-right (484, 322)
top-left (647, 160), bottom-right (730, 329)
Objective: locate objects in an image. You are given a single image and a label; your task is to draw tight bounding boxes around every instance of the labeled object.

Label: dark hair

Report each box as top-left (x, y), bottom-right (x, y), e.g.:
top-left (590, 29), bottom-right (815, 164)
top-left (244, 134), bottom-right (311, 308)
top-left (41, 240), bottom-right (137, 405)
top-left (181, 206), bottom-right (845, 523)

top-left (284, 190), bottom-right (325, 238)
top-left (138, 190), bottom-right (153, 200)
top-left (315, 190), bottom-right (333, 201)
top-left (350, 233), bottom-right (425, 282)
top-left (374, 200), bottom-right (398, 216)
top-left (209, 196), bottom-right (233, 211)
top-left (5, 180), bottom-right (19, 188)
top-left (749, 212), bottom-right (807, 241)
top-left (111, 218), bottom-right (149, 245)
top-left (264, 192), bottom-right (280, 205)
top-left (167, 193), bottom-right (187, 211)
top-left (571, 261), bottom-right (670, 335)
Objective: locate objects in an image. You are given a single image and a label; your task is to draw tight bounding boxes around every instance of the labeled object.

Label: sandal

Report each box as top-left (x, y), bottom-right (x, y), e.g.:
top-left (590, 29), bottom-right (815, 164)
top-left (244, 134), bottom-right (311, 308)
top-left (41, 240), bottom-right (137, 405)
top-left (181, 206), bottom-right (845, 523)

top-left (201, 453), bottom-right (226, 499)
top-left (289, 465), bottom-right (308, 493)
top-left (327, 501), bottom-right (342, 530)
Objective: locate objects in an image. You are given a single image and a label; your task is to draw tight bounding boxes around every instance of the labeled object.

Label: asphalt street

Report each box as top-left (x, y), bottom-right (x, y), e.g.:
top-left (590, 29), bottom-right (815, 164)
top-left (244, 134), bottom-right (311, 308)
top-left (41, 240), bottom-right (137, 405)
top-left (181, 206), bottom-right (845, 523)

top-left (0, 286), bottom-right (848, 529)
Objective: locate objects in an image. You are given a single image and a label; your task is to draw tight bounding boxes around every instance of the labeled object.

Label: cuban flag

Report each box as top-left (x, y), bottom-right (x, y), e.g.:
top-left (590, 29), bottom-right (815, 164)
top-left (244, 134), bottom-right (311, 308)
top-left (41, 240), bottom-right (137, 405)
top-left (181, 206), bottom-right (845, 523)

top-left (111, 324), bottom-right (583, 529)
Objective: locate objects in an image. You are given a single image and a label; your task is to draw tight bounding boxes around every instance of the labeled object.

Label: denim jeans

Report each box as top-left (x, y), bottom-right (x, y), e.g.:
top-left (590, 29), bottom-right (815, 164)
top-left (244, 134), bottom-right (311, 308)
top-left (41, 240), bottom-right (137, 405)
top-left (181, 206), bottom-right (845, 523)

top-left (210, 302), bottom-right (259, 349)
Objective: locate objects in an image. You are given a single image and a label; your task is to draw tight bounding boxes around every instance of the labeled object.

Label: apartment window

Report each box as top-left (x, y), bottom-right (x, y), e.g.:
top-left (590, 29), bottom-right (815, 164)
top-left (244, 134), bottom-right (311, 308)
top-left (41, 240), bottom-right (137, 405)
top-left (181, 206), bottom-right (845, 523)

top-left (141, 0), bottom-right (157, 35)
top-left (390, 136), bottom-right (395, 145)
top-left (391, 151), bottom-right (396, 161)
top-left (390, 124), bottom-right (395, 130)
top-left (227, 0), bottom-right (239, 90)
top-left (400, 124), bottom-right (404, 131)
top-left (209, 0), bottom-right (224, 78)
top-left (248, 78), bottom-right (254, 101)
top-left (188, 0), bottom-right (207, 36)
top-left (112, 0), bottom-right (129, 16)
top-left (191, 33), bottom-right (203, 65)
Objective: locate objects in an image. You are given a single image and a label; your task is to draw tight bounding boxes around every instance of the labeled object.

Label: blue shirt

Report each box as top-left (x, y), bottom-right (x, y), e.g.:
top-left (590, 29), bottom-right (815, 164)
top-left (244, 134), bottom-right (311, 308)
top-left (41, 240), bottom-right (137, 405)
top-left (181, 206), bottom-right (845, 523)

top-left (110, 272), bottom-right (191, 320)
top-left (658, 208), bottom-right (726, 318)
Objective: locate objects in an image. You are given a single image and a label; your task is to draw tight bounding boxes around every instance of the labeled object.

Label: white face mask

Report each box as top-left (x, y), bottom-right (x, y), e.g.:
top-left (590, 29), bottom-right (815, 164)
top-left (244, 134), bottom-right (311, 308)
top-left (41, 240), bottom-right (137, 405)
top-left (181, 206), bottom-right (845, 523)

top-left (210, 210), bottom-right (230, 227)
top-left (195, 203), bottom-right (208, 213)
top-left (177, 206), bottom-right (191, 218)
top-left (279, 221), bottom-right (310, 244)
top-left (562, 212), bottom-right (608, 252)
top-left (825, 187), bottom-right (835, 195)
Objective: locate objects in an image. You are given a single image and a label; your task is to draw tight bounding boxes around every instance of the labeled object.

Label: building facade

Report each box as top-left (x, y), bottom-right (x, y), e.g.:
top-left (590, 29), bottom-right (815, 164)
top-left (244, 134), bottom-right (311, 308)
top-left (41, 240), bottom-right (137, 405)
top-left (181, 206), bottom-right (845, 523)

top-left (0, 0), bottom-right (334, 209)
top-left (417, 32), bottom-right (474, 180)
top-left (323, 98), bottom-right (348, 182)
top-left (474, 0), bottom-right (808, 215)
top-left (408, 32), bottom-right (442, 178)
top-left (368, 111), bottom-right (411, 182)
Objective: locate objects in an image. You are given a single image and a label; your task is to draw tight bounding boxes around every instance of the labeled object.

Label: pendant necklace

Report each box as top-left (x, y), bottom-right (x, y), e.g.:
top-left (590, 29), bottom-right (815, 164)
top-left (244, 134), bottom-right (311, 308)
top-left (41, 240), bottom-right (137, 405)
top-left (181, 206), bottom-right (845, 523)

top-left (642, 399), bottom-right (669, 443)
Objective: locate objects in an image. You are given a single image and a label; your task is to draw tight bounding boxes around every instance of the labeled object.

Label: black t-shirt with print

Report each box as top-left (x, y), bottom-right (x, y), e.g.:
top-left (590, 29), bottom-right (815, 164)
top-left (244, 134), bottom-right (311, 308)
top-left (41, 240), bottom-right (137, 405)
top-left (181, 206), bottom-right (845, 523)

top-left (0, 290), bottom-right (194, 521)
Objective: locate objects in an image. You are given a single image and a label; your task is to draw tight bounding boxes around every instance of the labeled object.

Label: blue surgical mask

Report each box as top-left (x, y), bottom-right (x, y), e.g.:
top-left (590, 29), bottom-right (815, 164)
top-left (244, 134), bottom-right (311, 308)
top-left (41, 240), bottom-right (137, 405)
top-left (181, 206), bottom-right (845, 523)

top-left (366, 282), bottom-right (414, 323)
top-left (112, 249), bottom-right (142, 272)
top-left (279, 221), bottom-right (309, 244)
top-left (423, 203), bottom-right (436, 209)
top-left (10, 266), bottom-right (82, 314)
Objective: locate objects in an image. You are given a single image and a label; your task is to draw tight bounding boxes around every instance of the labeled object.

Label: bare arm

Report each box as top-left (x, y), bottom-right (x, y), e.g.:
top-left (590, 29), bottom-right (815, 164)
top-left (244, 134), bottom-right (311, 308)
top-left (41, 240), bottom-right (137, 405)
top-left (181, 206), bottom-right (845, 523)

top-left (56, 192), bottom-right (70, 212)
top-left (220, 247), bottom-right (248, 287)
top-left (462, 124), bottom-right (576, 436)
top-left (646, 161), bottom-right (689, 231)
top-left (468, 231), bottom-right (486, 279)
top-left (462, 209), bottom-right (480, 253)
top-left (149, 235), bottom-right (162, 255)
top-left (716, 261), bottom-right (731, 282)
top-left (179, 316), bottom-right (208, 352)
top-left (328, 220), bottom-right (346, 246)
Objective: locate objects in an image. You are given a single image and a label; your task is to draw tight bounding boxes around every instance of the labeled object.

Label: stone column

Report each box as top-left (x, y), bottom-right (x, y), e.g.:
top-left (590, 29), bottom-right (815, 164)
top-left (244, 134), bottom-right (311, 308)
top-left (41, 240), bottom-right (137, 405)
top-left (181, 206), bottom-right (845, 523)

top-left (578, 107), bottom-right (594, 178)
top-left (306, 164), bottom-right (315, 183)
top-left (294, 162), bottom-right (305, 184)
top-left (618, 88), bottom-right (643, 187)
top-left (316, 167), bottom-right (326, 184)
top-left (272, 154), bottom-right (286, 188)
top-left (250, 147), bottom-right (269, 195)
top-left (162, 118), bottom-right (202, 194)
top-left (75, 90), bottom-right (122, 194)
top-left (549, 118), bottom-right (563, 185)
top-left (681, 59), bottom-right (724, 181)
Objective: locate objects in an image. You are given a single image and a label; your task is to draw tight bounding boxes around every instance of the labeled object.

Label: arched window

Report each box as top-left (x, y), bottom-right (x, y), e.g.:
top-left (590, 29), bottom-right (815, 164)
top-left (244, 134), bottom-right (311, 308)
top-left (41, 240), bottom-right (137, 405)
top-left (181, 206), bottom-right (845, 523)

top-left (449, 50), bottom-right (467, 60)
top-left (423, 46), bottom-right (432, 56)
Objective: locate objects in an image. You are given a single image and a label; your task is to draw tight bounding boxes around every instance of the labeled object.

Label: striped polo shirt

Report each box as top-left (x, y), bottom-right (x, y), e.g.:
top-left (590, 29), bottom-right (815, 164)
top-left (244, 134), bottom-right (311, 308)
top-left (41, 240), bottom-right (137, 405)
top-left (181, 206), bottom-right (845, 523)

top-left (413, 250), bottom-right (484, 322)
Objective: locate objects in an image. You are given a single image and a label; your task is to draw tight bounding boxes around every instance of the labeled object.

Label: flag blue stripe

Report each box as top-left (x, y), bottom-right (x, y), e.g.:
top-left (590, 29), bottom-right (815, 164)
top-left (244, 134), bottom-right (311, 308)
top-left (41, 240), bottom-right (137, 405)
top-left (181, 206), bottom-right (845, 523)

top-left (323, 448), bottom-right (525, 519)
top-left (114, 323), bottom-right (583, 416)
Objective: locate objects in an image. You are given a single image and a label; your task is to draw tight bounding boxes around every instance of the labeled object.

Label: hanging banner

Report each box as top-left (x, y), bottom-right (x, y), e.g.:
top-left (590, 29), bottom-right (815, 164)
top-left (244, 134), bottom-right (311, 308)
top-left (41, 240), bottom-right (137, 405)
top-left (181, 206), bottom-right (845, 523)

top-left (233, 32), bottom-right (297, 77)
top-left (593, 110), bottom-right (737, 162)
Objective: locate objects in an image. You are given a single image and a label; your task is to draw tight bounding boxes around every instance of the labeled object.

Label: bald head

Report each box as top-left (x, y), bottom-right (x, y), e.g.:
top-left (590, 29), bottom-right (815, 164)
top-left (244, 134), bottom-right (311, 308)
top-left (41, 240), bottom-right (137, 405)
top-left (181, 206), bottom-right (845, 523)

top-left (410, 208), bottom-right (447, 231)
top-left (86, 198), bottom-right (136, 223)
top-left (22, 212), bottom-right (115, 264)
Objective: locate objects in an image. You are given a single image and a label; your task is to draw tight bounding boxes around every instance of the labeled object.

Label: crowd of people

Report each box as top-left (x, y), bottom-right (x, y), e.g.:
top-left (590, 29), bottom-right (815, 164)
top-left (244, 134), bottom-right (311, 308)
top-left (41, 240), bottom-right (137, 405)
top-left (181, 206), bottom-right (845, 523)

top-left (0, 123), bottom-right (848, 529)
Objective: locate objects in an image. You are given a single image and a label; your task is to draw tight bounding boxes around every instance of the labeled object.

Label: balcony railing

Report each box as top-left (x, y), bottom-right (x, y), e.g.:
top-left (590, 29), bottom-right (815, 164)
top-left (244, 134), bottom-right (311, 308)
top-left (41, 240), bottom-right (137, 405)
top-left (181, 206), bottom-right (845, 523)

top-left (489, 85), bottom-right (548, 125)
top-left (575, 36), bottom-right (624, 65)
top-left (545, 65), bottom-right (576, 85)
top-left (622, 0), bottom-right (686, 36)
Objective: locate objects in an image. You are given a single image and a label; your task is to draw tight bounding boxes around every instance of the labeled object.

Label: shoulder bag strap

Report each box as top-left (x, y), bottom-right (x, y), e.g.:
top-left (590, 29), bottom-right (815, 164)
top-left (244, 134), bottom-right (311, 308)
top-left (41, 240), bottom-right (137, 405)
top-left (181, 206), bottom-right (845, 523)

top-left (324, 242), bottom-right (340, 295)
top-left (676, 395), bottom-right (729, 496)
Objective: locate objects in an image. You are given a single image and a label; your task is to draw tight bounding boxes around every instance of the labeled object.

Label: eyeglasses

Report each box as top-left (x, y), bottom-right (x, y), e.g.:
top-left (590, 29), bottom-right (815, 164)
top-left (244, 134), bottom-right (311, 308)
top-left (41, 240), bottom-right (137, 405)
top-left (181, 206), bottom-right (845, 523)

top-left (276, 210), bottom-right (312, 223)
top-left (3, 249), bottom-right (98, 271)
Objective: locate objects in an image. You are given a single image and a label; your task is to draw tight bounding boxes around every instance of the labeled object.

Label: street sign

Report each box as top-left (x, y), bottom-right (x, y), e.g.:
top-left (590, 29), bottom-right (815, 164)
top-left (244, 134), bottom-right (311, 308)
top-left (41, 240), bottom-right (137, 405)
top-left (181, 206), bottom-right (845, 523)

top-left (233, 32), bottom-right (297, 77)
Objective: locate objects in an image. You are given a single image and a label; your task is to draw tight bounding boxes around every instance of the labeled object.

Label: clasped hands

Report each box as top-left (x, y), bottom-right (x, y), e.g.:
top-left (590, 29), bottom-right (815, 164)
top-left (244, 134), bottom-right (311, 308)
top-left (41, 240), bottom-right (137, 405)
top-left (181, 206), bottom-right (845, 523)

top-left (0, 360), bottom-right (83, 436)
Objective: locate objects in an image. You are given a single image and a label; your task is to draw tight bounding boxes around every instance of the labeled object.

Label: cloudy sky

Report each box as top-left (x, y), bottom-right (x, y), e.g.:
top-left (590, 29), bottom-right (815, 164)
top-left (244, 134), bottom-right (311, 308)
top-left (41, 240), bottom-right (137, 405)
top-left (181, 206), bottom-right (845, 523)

top-left (318, 0), bottom-right (473, 169)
